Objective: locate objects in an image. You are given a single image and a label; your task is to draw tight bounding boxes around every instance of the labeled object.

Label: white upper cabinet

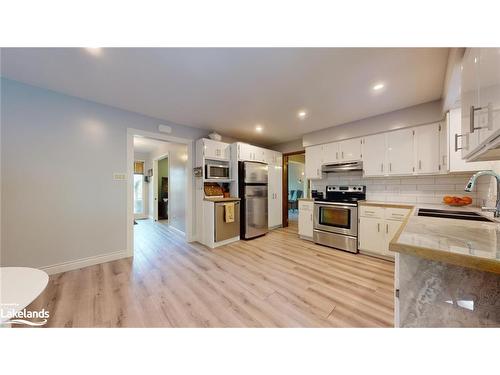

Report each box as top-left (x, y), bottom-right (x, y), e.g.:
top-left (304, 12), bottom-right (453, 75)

top-left (324, 138), bottom-right (362, 163)
top-left (386, 128), bottom-right (414, 175)
top-left (323, 142), bottom-right (338, 164)
top-left (461, 48), bottom-right (482, 158)
top-left (237, 143), bottom-right (266, 162)
top-left (203, 138), bottom-right (230, 160)
top-left (448, 108), bottom-right (493, 172)
top-left (265, 150), bottom-right (282, 166)
top-left (339, 138), bottom-right (362, 162)
top-left (362, 133), bottom-right (387, 176)
top-left (460, 48), bottom-right (500, 161)
top-left (414, 123), bottom-right (440, 174)
top-left (477, 48), bottom-right (500, 146)
top-left (439, 120), bottom-right (448, 173)
top-left (305, 144), bottom-right (324, 179)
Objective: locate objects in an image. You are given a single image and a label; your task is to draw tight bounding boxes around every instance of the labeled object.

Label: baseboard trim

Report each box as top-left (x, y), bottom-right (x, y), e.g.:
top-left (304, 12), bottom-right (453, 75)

top-left (169, 225), bottom-right (186, 237)
top-left (40, 250), bottom-right (130, 275)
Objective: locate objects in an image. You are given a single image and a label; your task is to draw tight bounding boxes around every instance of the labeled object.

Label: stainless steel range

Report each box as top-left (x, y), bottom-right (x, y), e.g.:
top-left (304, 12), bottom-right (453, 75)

top-left (313, 185), bottom-right (366, 253)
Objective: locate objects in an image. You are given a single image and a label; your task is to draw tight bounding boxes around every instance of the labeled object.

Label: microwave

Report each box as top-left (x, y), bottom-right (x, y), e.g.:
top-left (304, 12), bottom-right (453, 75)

top-left (205, 161), bottom-right (230, 179)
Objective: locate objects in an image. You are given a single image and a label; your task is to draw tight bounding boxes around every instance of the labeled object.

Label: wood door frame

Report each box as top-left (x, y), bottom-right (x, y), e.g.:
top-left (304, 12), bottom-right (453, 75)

top-left (282, 150), bottom-right (305, 228)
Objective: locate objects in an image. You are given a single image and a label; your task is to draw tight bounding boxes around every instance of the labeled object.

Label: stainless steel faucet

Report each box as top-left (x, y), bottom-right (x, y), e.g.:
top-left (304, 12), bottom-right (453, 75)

top-left (464, 170), bottom-right (500, 217)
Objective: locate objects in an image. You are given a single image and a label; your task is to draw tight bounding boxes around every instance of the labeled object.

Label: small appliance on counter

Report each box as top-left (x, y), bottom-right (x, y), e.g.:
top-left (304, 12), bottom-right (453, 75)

top-left (238, 161), bottom-right (269, 239)
top-left (313, 185), bottom-right (366, 253)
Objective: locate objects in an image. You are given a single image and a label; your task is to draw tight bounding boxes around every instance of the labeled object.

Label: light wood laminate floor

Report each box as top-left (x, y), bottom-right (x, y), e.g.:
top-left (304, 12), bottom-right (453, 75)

top-left (26, 220), bottom-right (395, 327)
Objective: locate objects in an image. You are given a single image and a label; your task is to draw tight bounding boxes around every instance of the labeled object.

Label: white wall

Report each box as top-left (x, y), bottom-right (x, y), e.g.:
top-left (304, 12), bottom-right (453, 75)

top-left (272, 139), bottom-right (305, 153)
top-left (1, 78), bottom-right (208, 269)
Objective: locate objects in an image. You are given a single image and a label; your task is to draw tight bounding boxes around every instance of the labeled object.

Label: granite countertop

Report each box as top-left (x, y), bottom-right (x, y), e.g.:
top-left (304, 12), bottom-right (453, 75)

top-left (204, 197), bottom-right (241, 202)
top-left (371, 200), bottom-right (500, 274)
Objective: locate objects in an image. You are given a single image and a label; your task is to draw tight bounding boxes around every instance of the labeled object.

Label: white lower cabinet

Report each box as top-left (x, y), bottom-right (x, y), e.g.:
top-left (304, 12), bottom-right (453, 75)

top-left (358, 205), bottom-right (410, 259)
top-left (298, 200), bottom-right (314, 240)
top-left (358, 217), bottom-right (385, 252)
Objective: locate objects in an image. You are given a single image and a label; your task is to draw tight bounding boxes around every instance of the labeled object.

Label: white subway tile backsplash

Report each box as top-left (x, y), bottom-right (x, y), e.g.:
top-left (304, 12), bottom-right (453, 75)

top-left (311, 171), bottom-right (483, 207)
top-left (417, 184), bottom-right (456, 191)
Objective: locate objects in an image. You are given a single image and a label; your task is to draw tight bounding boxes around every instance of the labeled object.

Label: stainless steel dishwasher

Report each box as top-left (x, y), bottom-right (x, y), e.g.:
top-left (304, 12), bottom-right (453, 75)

top-left (214, 201), bottom-right (241, 242)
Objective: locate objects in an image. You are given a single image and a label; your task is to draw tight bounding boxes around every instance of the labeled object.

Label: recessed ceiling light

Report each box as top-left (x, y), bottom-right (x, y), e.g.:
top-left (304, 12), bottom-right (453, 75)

top-left (297, 110), bottom-right (308, 119)
top-left (255, 124), bottom-right (263, 133)
top-left (85, 47), bottom-right (102, 56)
top-left (373, 83), bottom-right (385, 91)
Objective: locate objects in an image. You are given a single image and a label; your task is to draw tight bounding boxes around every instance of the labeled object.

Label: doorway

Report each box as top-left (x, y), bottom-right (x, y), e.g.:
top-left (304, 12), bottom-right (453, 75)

top-left (128, 128), bottom-right (193, 257)
top-left (133, 160), bottom-right (147, 220)
top-left (153, 155), bottom-right (169, 222)
top-left (282, 151), bottom-right (307, 228)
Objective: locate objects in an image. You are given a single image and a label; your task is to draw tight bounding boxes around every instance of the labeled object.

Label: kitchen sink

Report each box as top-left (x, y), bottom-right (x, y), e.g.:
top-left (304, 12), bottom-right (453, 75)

top-left (416, 208), bottom-right (494, 222)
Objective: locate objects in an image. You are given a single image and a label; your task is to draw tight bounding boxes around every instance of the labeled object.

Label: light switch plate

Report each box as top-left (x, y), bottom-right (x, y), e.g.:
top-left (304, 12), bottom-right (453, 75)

top-left (113, 173), bottom-right (127, 181)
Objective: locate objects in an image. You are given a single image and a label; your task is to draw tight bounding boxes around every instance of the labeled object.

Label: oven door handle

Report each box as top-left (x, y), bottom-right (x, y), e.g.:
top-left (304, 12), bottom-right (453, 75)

top-left (314, 201), bottom-right (357, 207)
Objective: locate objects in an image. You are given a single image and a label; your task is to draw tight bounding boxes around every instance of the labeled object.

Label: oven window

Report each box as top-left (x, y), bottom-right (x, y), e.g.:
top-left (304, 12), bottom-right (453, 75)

top-left (208, 166), bottom-right (229, 178)
top-left (319, 206), bottom-right (351, 229)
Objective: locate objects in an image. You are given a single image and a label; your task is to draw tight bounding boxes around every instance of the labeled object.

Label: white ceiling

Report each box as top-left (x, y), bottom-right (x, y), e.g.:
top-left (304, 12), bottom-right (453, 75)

top-left (133, 136), bottom-right (170, 154)
top-left (1, 48), bottom-right (449, 146)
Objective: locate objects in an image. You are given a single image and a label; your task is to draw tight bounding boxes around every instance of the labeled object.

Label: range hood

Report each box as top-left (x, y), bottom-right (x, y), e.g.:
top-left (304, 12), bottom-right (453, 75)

top-left (321, 161), bottom-right (363, 173)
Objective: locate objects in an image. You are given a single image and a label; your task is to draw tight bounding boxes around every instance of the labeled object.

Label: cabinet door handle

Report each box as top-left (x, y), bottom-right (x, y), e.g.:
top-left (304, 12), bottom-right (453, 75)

top-left (419, 160), bottom-right (422, 170)
top-left (454, 133), bottom-right (466, 151)
top-left (342, 151), bottom-right (344, 158)
top-left (381, 163), bottom-right (384, 172)
top-left (336, 152), bottom-right (338, 159)
top-left (377, 223), bottom-right (380, 232)
top-left (470, 103), bottom-right (493, 133)
top-left (386, 223), bottom-right (388, 234)
top-left (389, 163), bottom-right (392, 172)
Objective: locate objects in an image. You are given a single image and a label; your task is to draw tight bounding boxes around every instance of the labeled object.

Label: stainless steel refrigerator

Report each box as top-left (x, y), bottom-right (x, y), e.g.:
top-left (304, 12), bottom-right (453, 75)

top-left (238, 161), bottom-right (268, 239)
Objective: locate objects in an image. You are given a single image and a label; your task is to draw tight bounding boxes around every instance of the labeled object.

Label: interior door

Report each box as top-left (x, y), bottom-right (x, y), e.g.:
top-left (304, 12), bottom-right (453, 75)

top-left (153, 158), bottom-right (158, 220)
top-left (362, 133), bottom-right (386, 176)
top-left (387, 128), bottom-right (414, 175)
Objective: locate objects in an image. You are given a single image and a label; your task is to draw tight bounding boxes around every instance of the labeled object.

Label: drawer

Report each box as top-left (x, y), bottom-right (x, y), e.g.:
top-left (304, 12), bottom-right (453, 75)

top-left (299, 201), bottom-right (313, 211)
top-left (359, 205), bottom-right (384, 219)
top-left (385, 207), bottom-right (410, 221)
